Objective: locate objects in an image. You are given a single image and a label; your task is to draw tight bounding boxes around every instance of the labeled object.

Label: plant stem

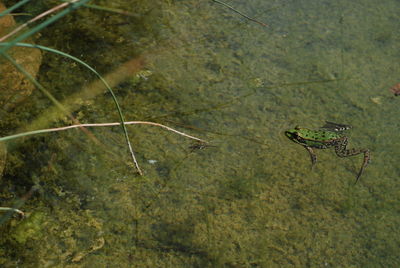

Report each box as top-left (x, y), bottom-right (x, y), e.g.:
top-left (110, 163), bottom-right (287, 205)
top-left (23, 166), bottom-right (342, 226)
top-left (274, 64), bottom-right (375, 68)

top-left (0, 121), bottom-right (207, 145)
top-left (0, 0), bottom-right (31, 18)
top-left (0, 207), bottom-right (24, 217)
top-left (212, 0), bottom-right (268, 27)
top-left (0, 0), bottom-right (79, 42)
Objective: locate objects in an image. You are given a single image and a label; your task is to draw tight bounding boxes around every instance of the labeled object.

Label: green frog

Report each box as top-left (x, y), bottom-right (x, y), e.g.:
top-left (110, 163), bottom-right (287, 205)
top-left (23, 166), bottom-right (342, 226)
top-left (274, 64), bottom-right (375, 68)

top-left (285, 121), bottom-right (370, 183)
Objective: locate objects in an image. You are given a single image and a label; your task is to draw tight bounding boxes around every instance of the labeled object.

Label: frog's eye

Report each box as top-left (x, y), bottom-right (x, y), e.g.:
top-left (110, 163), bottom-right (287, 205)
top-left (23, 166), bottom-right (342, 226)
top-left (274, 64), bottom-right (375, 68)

top-left (294, 126), bottom-right (300, 130)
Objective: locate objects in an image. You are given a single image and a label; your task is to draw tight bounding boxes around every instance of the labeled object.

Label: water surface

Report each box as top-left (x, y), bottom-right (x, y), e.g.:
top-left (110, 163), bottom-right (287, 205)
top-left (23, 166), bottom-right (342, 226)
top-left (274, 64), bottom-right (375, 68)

top-left (1, 0), bottom-right (399, 266)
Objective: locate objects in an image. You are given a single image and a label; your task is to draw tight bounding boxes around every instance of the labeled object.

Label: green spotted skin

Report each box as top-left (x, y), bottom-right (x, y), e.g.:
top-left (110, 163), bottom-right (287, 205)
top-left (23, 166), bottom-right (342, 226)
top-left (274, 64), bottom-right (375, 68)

top-left (285, 122), bottom-right (370, 183)
top-left (284, 127), bottom-right (342, 149)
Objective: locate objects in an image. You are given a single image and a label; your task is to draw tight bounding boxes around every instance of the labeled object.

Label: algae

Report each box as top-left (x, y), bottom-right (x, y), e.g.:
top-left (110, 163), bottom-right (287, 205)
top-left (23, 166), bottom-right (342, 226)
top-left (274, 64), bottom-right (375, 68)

top-left (11, 211), bottom-right (45, 244)
top-left (0, 0), bottom-right (400, 267)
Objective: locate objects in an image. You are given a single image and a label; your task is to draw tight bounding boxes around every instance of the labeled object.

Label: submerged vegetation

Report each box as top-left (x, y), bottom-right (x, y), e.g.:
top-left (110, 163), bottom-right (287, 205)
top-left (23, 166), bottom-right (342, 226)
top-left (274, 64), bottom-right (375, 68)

top-left (0, 0), bottom-right (400, 267)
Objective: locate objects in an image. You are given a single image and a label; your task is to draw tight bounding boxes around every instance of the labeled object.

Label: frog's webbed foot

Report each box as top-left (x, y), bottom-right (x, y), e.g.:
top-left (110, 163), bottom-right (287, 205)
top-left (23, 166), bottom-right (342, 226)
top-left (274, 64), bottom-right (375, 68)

top-left (304, 146), bottom-right (317, 170)
top-left (355, 149), bottom-right (371, 184)
top-left (321, 121), bottom-right (352, 132)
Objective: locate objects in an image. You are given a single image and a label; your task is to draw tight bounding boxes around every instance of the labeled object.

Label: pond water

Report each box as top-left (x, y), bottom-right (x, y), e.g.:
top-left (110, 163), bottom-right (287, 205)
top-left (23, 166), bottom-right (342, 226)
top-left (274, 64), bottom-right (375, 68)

top-left (1, 0), bottom-right (399, 266)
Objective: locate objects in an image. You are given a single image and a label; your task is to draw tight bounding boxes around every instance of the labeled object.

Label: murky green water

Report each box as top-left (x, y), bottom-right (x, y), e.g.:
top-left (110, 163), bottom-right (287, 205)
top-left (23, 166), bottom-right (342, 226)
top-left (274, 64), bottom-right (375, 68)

top-left (1, 0), bottom-right (400, 267)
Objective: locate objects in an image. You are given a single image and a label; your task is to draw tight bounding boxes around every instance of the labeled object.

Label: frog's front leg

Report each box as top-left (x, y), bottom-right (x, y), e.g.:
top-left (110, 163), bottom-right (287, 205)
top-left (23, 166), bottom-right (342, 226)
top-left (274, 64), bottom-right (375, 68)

top-left (334, 137), bottom-right (370, 183)
top-left (303, 146), bottom-right (317, 170)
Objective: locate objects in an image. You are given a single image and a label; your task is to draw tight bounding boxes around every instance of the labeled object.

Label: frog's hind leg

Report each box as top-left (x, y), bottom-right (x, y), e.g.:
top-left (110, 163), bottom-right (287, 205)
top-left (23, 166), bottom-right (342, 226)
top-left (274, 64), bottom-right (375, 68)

top-left (303, 146), bottom-right (317, 170)
top-left (354, 149), bottom-right (370, 184)
top-left (334, 138), bottom-right (371, 183)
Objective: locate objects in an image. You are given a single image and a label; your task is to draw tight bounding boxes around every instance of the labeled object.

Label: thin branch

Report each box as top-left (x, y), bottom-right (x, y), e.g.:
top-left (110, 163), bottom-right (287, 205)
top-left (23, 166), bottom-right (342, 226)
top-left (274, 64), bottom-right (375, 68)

top-left (0, 121), bottom-right (207, 145)
top-left (0, 0), bottom-right (79, 42)
top-left (0, 0), bottom-right (31, 18)
top-left (0, 207), bottom-right (25, 217)
top-left (0, 121), bottom-right (206, 175)
top-left (1, 44), bottom-right (142, 175)
top-left (212, 0), bottom-right (268, 27)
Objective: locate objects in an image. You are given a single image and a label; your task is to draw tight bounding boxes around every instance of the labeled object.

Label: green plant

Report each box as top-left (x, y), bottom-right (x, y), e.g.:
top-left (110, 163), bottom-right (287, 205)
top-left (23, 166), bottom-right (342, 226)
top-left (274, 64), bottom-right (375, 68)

top-left (0, 0), bottom-right (143, 173)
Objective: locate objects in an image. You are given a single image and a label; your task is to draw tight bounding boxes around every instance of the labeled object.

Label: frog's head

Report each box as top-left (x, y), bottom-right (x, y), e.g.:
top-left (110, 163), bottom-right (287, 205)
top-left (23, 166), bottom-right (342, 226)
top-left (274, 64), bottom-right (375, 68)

top-left (284, 126), bottom-right (304, 145)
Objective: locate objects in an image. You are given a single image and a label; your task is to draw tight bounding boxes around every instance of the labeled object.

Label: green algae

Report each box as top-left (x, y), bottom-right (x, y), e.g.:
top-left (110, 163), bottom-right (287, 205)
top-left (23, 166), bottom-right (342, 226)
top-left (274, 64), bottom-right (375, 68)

top-left (11, 211), bottom-right (45, 244)
top-left (0, 0), bottom-right (400, 267)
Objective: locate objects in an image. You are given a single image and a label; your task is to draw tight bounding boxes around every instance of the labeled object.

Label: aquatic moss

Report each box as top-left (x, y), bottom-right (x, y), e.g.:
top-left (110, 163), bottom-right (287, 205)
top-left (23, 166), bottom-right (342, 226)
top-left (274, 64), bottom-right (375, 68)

top-left (11, 211), bottom-right (45, 244)
top-left (1, 0), bottom-right (400, 267)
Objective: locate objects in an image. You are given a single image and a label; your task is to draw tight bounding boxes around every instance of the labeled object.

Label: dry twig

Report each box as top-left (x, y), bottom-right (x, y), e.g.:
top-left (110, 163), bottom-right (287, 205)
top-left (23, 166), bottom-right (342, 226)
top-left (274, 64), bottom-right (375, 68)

top-left (0, 0), bottom-right (79, 42)
top-left (0, 207), bottom-right (25, 217)
top-left (212, 0), bottom-right (268, 27)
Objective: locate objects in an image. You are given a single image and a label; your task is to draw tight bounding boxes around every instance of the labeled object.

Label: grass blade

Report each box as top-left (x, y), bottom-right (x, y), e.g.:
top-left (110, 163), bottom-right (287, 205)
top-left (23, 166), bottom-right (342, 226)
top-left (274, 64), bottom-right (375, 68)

top-left (0, 0), bottom-right (91, 55)
top-left (0, 43), bottom-right (143, 174)
top-left (0, 0), bottom-right (31, 18)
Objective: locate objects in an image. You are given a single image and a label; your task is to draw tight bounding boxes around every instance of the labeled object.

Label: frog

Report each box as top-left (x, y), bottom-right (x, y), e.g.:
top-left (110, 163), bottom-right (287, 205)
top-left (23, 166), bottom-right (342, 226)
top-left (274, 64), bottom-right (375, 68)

top-left (285, 121), bottom-right (370, 183)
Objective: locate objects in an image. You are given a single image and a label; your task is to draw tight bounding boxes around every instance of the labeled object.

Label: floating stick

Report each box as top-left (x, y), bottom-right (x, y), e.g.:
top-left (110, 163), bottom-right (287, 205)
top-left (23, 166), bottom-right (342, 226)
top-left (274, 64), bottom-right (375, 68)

top-left (0, 207), bottom-right (24, 217)
top-left (0, 121), bottom-right (207, 174)
top-left (0, 121), bottom-right (207, 143)
top-left (212, 0), bottom-right (268, 27)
